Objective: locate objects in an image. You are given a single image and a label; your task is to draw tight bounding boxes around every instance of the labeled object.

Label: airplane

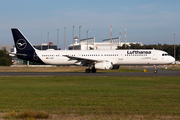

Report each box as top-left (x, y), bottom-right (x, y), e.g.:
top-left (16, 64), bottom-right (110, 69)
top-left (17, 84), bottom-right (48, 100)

top-left (11, 28), bottom-right (175, 73)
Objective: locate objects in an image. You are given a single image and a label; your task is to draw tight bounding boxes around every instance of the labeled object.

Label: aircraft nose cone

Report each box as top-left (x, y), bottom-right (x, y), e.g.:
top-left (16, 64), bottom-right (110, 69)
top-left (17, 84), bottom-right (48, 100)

top-left (171, 57), bottom-right (175, 63)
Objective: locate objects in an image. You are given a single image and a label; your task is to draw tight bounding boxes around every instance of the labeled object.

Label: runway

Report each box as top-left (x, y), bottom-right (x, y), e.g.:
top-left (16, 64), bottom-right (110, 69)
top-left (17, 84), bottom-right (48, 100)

top-left (0, 69), bottom-right (180, 76)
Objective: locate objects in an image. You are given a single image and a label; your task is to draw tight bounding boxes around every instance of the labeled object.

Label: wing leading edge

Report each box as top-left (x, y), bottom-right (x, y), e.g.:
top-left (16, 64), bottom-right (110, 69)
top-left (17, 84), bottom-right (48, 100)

top-left (63, 55), bottom-right (104, 65)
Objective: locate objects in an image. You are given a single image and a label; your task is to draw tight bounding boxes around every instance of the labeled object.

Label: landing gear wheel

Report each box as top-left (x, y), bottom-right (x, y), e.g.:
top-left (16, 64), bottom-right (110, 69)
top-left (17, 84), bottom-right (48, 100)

top-left (85, 68), bottom-right (91, 73)
top-left (154, 70), bottom-right (158, 73)
top-left (153, 65), bottom-right (157, 73)
top-left (92, 67), bottom-right (97, 73)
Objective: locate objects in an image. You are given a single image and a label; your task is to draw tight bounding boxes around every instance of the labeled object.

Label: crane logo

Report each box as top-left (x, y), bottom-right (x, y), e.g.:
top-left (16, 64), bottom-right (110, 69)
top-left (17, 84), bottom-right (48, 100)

top-left (16, 39), bottom-right (27, 50)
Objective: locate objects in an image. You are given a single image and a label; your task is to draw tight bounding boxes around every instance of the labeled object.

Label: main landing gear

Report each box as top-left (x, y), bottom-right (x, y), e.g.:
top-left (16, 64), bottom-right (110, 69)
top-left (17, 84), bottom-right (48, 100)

top-left (85, 67), bottom-right (97, 73)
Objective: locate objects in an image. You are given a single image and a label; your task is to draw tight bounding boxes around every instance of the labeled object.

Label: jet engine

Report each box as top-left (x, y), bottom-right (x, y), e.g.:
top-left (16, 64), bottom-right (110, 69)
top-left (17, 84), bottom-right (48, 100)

top-left (95, 61), bottom-right (113, 70)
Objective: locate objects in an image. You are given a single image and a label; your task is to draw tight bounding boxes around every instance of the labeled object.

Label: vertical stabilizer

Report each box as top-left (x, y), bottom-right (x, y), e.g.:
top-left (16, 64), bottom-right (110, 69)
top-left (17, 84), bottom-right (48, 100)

top-left (11, 28), bottom-right (35, 54)
top-left (11, 28), bottom-right (44, 64)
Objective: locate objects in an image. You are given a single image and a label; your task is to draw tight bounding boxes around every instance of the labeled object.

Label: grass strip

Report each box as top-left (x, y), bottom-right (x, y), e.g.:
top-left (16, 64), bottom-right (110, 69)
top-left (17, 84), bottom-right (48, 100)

top-left (0, 76), bottom-right (179, 119)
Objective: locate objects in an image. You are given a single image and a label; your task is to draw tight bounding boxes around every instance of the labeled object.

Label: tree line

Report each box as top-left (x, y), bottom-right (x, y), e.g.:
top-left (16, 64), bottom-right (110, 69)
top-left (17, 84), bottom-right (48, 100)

top-left (0, 48), bottom-right (12, 66)
top-left (117, 43), bottom-right (180, 60)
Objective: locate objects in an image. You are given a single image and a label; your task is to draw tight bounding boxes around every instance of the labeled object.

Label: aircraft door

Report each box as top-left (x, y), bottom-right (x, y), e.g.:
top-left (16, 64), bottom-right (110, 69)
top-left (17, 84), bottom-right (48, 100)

top-left (161, 54), bottom-right (164, 64)
top-left (152, 51), bottom-right (157, 60)
top-left (78, 53), bottom-right (81, 57)
top-left (118, 53), bottom-right (123, 60)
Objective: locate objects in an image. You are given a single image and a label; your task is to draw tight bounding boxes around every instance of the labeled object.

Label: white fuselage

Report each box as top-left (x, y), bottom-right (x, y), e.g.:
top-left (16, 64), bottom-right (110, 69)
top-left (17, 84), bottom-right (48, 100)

top-left (36, 49), bottom-right (175, 66)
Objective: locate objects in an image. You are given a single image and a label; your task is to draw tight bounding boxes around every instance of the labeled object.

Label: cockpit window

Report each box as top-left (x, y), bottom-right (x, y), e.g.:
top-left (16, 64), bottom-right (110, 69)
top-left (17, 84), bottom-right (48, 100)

top-left (162, 54), bottom-right (170, 56)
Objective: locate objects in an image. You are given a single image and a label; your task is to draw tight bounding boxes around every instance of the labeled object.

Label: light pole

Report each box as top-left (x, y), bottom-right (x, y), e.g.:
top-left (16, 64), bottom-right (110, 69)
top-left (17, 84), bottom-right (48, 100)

top-left (79, 26), bottom-right (83, 45)
top-left (119, 27), bottom-right (121, 47)
top-left (174, 34), bottom-right (176, 60)
top-left (48, 32), bottom-right (49, 49)
top-left (125, 26), bottom-right (127, 48)
top-left (73, 26), bottom-right (77, 50)
top-left (57, 29), bottom-right (59, 50)
top-left (64, 27), bottom-right (66, 50)
top-left (86, 30), bottom-right (91, 50)
top-left (110, 25), bottom-right (112, 50)
top-left (41, 33), bottom-right (42, 50)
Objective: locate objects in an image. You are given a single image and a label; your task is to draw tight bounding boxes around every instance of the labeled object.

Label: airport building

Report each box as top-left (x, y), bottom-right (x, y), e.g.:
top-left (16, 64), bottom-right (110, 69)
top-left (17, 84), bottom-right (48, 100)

top-left (68, 36), bottom-right (143, 50)
top-left (0, 45), bottom-right (14, 52)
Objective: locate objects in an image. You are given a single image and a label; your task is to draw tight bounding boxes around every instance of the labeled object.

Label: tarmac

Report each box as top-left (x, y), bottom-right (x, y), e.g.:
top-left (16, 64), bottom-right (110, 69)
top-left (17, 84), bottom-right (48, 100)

top-left (0, 69), bottom-right (180, 76)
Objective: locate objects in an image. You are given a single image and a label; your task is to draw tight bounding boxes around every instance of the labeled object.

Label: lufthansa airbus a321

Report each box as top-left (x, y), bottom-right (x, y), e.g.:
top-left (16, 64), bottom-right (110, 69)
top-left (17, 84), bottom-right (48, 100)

top-left (11, 28), bottom-right (175, 73)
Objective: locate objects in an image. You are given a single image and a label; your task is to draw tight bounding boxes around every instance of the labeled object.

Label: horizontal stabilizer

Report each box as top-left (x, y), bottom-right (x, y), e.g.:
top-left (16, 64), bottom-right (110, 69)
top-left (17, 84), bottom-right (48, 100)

top-left (9, 52), bottom-right (27, 57)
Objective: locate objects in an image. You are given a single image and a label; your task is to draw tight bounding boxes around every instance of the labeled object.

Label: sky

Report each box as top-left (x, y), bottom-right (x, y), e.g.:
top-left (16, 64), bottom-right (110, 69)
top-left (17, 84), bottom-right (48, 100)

top-left (0, 0), bottom-right (180, 49)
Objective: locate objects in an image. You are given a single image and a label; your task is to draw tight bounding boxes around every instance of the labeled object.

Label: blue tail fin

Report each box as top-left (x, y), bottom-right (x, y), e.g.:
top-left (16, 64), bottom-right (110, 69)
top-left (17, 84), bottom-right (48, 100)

top-left (11, 28), bottom-right (44, 64)
top-left (11, 28), bottom-right (35, 53)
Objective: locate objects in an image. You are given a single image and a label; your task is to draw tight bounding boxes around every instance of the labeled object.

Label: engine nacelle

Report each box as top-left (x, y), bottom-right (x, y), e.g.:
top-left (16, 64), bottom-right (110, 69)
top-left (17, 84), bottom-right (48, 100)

top-left (95, 61), bottom-right (113, 70)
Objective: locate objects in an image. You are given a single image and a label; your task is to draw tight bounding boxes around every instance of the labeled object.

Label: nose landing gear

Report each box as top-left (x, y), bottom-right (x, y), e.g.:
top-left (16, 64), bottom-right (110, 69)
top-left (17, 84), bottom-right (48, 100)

top-left (154, 65), bottom-right (158, 73)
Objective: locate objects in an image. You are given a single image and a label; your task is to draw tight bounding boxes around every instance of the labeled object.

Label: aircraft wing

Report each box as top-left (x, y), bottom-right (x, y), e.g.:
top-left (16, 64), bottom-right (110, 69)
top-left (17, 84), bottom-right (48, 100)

top-left (63, 55), bottom-right (104, 65)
